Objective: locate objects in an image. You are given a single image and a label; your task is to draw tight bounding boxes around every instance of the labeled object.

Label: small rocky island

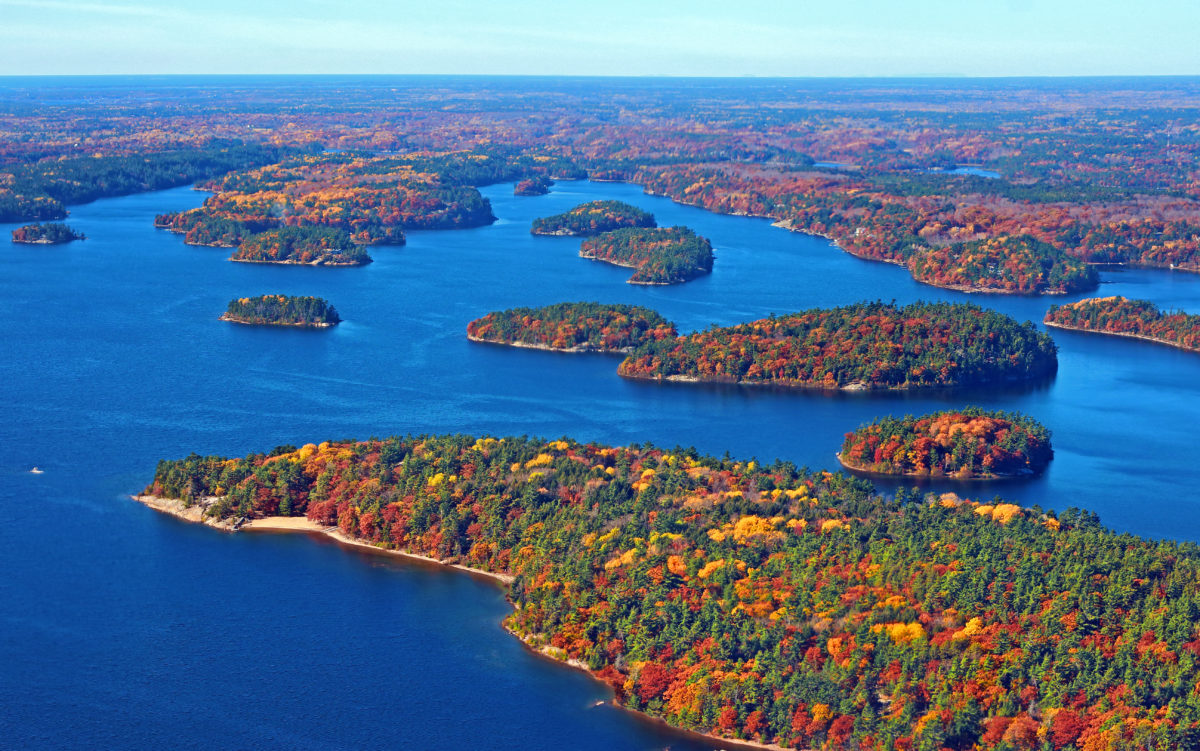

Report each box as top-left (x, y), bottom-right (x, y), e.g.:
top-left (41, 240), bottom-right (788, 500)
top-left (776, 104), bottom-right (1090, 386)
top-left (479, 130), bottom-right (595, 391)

top-left (220, 294), bottom-right (341, 327)
top-left (838, 407), bottom-right (1054, 479)
top-left (531, 200), bottom-right (655, 236)
top-left (514, 176), bottom-right (553, 196)
top-left (467, 302), bottom-right (676, 352)
top-left (229, 226), bottom-right (371, 266)
top-left (11, 222), bottom-right (86, 244)
top-left (580, 226), bottom-right (714, 284)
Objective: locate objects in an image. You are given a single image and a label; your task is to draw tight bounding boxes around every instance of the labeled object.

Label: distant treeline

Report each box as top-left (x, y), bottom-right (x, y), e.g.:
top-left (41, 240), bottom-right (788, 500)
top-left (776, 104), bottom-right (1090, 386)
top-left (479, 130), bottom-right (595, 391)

top-left (0, 142), bottom-right (297, 222)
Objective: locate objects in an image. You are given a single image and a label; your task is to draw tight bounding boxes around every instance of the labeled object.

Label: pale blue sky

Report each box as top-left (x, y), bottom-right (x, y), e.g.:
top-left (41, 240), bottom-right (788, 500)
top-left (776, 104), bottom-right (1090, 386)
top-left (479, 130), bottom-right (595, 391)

top-left (1, 0), bottom-right (1197, 76)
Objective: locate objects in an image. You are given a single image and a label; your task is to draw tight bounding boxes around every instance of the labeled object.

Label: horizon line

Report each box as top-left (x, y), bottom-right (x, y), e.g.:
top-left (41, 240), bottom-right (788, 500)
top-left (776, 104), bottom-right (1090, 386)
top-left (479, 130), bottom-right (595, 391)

top-left (2, 72), bottom-right (1200, 81)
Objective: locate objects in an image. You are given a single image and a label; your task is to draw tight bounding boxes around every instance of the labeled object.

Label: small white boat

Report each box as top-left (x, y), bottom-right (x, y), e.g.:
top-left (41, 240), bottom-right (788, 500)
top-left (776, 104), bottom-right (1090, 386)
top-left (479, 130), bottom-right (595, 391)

top-left (30, 467), bottom-right (43, 474)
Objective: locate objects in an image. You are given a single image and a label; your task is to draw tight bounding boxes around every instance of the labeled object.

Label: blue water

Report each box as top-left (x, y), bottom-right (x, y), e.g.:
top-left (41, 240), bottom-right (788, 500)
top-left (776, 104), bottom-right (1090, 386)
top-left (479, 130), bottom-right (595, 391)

top-left (815, 163), bottom-right (1001, 178)
top-left (929, 166), bottom-right (1003, 178)
top-left (4, 179), bottom-right (1200, 749)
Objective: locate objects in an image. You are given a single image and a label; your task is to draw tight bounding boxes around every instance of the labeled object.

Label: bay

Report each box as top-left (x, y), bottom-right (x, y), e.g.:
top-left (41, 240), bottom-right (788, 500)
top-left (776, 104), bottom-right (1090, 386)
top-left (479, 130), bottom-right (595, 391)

top-left (3, 177), bottom-right (1199, 749)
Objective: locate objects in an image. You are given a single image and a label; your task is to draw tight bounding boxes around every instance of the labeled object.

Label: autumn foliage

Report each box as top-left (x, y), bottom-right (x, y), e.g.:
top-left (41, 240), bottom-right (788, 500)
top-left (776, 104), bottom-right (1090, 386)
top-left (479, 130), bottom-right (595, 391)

top-left (155, 152), bottom-right (497, 247)
top-left (221, 295), bottom-right (340, 327)
top-left (146, 434), bottom-right (1200, 749)
top-left (466, 302), bottom-right (676, 352)
top-left (579, 226), bottom-right (714, 285)
top-left (839, 408), bottom-right (1053, 479)
top-left (10, 222), bottom-right (85, 244)
top-left (531, 200), bottom-right (656, 236)
top-left (1045, 296), bottom-right (1200, 352)
top-left (619, 301), bottom-right (1058, 390)
top-left (514, 176), bottom-right (553, 196)
top-left (229, 226), bottom-right (370, 266)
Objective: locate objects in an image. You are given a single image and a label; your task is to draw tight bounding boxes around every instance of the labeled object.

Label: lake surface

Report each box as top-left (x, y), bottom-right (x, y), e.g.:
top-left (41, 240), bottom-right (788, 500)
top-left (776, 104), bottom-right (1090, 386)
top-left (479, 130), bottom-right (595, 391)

top-left (4, 179), bottom-right (1200, 749)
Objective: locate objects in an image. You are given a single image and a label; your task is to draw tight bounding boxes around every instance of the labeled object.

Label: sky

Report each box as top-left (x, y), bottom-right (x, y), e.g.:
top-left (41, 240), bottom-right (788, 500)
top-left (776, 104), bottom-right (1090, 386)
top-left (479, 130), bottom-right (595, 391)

top-left (1, 0), bottom-right (1198, 77)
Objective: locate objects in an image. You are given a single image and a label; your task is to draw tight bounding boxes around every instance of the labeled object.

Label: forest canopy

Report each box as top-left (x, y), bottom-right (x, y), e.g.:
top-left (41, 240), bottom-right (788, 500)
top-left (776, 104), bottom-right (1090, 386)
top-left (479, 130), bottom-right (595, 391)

top-left (839, 408), bottom-right (1054, 479)
top-left (145, 432), bottom-right (1200, 750)
top-left (221, 294), bottom-right (341, 327)
top-left (154, 152), bottom-right (500, 248)
top-left (579, 226), bottom-right (714, 285)
top-left (1045, 296), bottom-right (1200, 352)
top-left (0, 142), bottom-right (294, 223)
top-left (619, 301), bottom-right (1058, 390)
top-left (532, 200), bottom-right (656, 236)
top-left (466, 302), bottom-right (677, 352)
top-left (229, 226), bottom-right (370, 266)
top-left (10, 222), bottom-right (85, 244)
top-left (515, 176), bottom-right (553, 196)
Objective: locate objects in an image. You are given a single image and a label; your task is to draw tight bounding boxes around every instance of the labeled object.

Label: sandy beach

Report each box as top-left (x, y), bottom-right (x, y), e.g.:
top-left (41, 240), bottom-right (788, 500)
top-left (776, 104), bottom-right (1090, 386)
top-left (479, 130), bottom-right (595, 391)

top-left (132, 495), bottom-right (514, 584)
top-left (133, 494), bottom-right (789, 749)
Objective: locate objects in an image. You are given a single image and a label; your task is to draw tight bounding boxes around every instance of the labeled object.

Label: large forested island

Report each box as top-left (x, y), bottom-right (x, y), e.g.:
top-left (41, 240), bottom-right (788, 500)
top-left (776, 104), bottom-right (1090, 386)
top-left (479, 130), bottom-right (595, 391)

top-left (229, 226), bottom-right (371, 266)
top-left (580, 226), bottom-right (714, 285)
top-left (1045, 296), bottom-right (1200, 352)
top-left (531, 200), bottom-right (656, 236)
top-left (619, 301), bottom-right (1057, 390)
top-left (154, 152), bottom-right (499, 248)
top-left (466, 302), bottom-right (676, 352)
top-left (220, 295), bottom-right (340, 327)
top-left (11, 222), bottom-right (85, 244)
top-left (142, 433), bottom-right (1200, 750)
top-left (839, 408), bottom-right (1053, 479)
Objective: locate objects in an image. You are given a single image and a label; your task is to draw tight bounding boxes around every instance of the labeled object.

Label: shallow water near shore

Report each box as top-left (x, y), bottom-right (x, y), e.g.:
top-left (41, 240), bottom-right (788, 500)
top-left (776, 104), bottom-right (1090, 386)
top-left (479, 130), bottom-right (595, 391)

top-left (4, 177), bottom-right (1200, 749)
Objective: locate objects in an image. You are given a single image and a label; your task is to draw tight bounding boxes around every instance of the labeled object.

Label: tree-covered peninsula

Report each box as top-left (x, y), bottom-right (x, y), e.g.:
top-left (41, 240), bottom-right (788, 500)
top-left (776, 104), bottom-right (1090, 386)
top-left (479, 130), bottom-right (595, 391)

top-left (531, 200), bottom-right (656, 236)
top-left (220, 295), bottom-right (341, 327)
top-left (1045, 296), bottom-right (1200, 352)
top-left (618, 301), bottom-right (1057, 390)
top-left (839, 408), bottom-right (1053, 479)
top-left (0, 143), bottom-right (294, 223)
top-left (229, 226), bottom-right (371, 266)
top-left (143, 433), bottom-right (1200, 750)
top-left (466, 302), bottom-right (677, 352)
top-left (580, 226), bottom-right (714, 285)
top-left (11, 222), bottom-right (85, 244)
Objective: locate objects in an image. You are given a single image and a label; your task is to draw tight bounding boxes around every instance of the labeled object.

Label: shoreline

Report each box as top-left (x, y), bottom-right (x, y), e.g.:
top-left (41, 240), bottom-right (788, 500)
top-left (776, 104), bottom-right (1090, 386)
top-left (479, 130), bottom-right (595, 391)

top-left (579, 249), bottom-right (707, 286)
top-left (466, 333), bottom-right (629, 354)
top-left (641, 184), bottom-right (1080, 296)
top-left (219, 313), bottom-right (337, 328)
top-left (506, 626), bottom-right (794, 751)
top-left (1044, 319), bottom-right (1200, 353)
top-left (835, 452), bottom-right (1037, 481)
top-left (12, 238), bottom-right (79, 245)
top-left (131, 494), bottom-right (514, 584)
top-left (133, 492), bottom-right (784, 750)
top-left (230, 257), bottom-right (370, 267)
top-left (616, 370), bottom-right (1051, 393)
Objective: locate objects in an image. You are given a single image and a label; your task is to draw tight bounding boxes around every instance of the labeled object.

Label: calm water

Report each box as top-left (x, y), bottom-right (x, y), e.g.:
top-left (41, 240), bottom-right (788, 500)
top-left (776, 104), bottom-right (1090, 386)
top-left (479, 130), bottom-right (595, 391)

top-left (4, 179), bottom-right (1200, 750)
